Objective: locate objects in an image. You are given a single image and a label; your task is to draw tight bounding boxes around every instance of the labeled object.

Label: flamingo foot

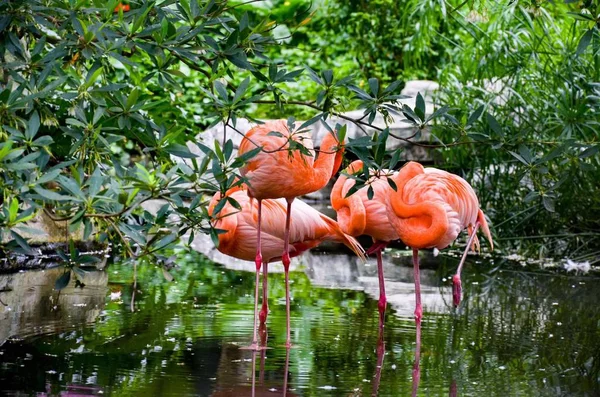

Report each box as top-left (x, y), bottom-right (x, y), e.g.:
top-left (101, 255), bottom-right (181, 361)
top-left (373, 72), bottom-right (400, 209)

top-left (452, 274), bottom-right (462, 307)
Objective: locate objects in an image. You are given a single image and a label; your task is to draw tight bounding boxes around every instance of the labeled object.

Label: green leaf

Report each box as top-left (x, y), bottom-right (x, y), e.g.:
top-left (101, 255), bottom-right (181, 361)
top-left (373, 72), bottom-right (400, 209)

top-left (415, 93), bottom-right (426, 120)
top-left (27, 111), bottom-right (40, 139)
top-left (153, 234), bottom-right (178, 251)
top-left (232, 77), bottom-right (250, 103)
top-left (387, 177), bottom-right (397, 191)
top-left (55, 271), bottom-right (71, 291)
top-left (224, 139), bottom-right (234, 161)
top-left (467, 106), bottom-right (485, 127)
top-left (577, 29), bottom-right (594, 55)
top-left (579, 145), bottom-right (599, 159)
top-left (11, 230), bottom-right (35, 255)
top-left (0, 141), bottom-right (13, 161)
top-left (567, 12), bottom-right (595, 21)
top-left (486, 112), bottom-right (502, 135)
top-left (8, 198), bottom-right (18, 223)
top-left (508, 151), bottom-right (529, 165)
top-left (214, 80), bottom-right (228, 101)
top-left (165, 143), bottom-right (198, 158)
top-left (389, 149), bottom-right (401, 169)
top-left (368, 78), bottom-right (379, 97)
top-left (33, 187), bottom-right (71, 201)
top-left (542, 196), bottom-right (555, 212)
top-left (83, 218), bottom-right (93, 240)
top-left (83, 65), bottom-right (103, 89)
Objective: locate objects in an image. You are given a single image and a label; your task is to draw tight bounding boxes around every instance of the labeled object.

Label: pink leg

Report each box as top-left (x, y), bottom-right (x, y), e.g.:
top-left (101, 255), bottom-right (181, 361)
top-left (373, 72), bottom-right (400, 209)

top-left (283, 345), bottom-right (291, 397)
top-left (411, 314), bottom-right (422, 397)
top-left (372, 325), bottom-right (385, 396)
top-left (376, 247), bottom-right (387, 328)
top-left (413, 248), bottom-right (422, 324)
top-left (453, 222), bottom-right (480, 307)
top-left (282, 198), bottom-right (293, 348)
top-left (259, 261), bottom-right (269, 323)
top-left (249, 200), bottom-right (263, 349)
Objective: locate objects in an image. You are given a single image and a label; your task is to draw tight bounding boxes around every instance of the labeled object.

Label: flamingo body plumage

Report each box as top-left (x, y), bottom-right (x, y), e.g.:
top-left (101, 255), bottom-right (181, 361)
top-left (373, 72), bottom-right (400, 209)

top-left (386, 161), bottom-right (492, 251)
top-left (386, 161), bottom-right (493, 316)
top-left (209, 187), bottom-right (364, 264)
top-left (239, 120), bottom-right (343, 200)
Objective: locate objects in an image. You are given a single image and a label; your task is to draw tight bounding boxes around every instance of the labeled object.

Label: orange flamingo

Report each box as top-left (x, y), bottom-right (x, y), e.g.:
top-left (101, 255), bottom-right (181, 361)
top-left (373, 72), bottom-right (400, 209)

top-left (208, 184), bottom-right (364, 350)
top-left (330, 160), bottom-right (398, 328)
top-left (386, 161), bottom-right (493, 324)
top-left (237, 120), bottom-right (345, 347)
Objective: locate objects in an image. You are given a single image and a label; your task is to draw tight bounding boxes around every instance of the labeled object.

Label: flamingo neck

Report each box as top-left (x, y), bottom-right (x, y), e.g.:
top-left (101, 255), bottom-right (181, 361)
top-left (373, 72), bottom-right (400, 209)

top-left (313, 132), bottom-right (343, 186)
top-left (389, 162), bottom-right (449, 249)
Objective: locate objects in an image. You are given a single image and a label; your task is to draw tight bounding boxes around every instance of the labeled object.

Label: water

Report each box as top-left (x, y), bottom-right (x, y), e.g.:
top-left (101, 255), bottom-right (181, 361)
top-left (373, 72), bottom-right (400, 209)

top-left (1, 248), bottom-right (599, 396)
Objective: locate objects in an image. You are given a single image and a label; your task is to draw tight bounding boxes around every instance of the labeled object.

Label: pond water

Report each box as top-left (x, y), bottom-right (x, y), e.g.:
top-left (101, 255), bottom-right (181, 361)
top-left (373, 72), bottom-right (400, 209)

top-left (0, 247), bottom-right (599, 396)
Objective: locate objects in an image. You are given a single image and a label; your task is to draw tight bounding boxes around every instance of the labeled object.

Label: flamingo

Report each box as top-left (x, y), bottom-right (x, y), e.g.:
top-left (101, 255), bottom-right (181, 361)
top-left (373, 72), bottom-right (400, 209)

top-left (386, 161), bottom-right (493, 324)
top-left (330, 160), bottom-right (399, 328)
top-left (237, 120), bottom-right (345, 347)
top-left (208, 184), bottom-right (364, 349)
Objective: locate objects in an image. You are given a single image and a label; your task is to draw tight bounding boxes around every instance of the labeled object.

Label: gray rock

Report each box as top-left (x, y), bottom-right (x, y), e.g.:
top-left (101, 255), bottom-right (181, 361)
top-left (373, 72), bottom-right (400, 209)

top-left (0, 267), bottom-right (108, 345)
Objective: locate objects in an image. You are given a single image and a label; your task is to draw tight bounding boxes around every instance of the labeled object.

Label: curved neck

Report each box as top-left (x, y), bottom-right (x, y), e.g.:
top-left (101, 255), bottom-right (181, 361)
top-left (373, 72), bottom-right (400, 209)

top-left (331, 160), bottom-right (366, 236)
top-left (389, 162), bottom-right (449, 249)
top-left (312, 132), bottom-right (343, 186)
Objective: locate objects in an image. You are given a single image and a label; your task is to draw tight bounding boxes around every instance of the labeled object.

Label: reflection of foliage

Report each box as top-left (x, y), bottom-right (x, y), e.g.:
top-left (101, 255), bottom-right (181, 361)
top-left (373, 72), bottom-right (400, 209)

top-left (1, 251), bottom-right (599, 395)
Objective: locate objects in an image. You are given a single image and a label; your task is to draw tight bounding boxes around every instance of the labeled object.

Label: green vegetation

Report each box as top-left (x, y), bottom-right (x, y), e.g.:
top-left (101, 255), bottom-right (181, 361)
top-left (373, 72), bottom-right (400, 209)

top-left (1, 0), bottom-right (599, 268)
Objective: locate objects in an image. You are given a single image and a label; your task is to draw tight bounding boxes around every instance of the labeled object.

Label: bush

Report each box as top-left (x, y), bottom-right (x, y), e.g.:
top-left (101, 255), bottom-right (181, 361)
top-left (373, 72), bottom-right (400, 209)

top-left (434, 1), bottom-right (600, 258)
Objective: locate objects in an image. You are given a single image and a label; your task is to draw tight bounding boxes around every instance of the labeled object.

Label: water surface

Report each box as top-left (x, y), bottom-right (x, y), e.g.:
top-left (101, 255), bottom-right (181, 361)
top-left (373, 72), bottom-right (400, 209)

top-left (0, 249), bottom-right (599, 396)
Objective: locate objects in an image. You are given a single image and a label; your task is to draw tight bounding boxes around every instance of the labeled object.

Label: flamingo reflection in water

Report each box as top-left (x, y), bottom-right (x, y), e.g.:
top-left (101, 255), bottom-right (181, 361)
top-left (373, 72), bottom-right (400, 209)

top-left (211, 324), bottom-right (294, 397)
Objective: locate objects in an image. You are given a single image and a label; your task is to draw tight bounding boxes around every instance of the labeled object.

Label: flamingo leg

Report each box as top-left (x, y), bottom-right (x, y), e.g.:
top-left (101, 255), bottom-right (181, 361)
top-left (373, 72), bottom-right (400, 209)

top-left (259, 261), bottom-right (269, 323)
top-left (376, 247), bottom-right (387, 328)
top-left (249, 199), bottom-right (263, 349)
top-left (411, 313), bottom-right (422, 397)
top-left (452, 222), bottom-right (480, 307)
top-left (282, 198), bottom-right (294, 348)
top-left (413, 248), bottom-right (422, 324)
top-left (372, 325), bottom-right (385, 396)
top-left (249, 266), bottom-right (261, 349)
top-left (283, 346), bottom-right (291, 397)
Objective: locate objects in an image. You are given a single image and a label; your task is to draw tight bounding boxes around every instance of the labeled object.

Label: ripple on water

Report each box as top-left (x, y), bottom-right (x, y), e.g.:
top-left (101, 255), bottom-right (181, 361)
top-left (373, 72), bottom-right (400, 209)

top-left (1, 255), bottom-right (600, 396)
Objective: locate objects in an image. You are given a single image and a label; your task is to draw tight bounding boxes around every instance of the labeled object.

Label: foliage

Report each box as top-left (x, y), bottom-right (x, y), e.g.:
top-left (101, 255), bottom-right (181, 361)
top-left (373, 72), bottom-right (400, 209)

top-left (0, 0), bottom-right (419, 272)
top-left (433, 1), bottom-right (600, 258)
top-left (1, 0), bottom-right (599, 271)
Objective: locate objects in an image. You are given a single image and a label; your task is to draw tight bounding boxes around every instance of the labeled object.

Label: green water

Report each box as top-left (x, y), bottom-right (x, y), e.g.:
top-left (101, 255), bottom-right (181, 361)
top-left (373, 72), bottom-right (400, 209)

top-left (0, 249), bottom-right (599, 396)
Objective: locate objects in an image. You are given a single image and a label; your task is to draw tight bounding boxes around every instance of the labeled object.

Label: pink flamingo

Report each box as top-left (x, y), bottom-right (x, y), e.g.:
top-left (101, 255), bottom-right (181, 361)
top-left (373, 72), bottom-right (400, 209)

top-left (386, 161), bottom-right (494, 325)
top-left (237, 120), bottom-right (345, 347)
top-left (208, 184), bottom-right (364, 349)
top-left (330, 160), bottom-right (399, 328)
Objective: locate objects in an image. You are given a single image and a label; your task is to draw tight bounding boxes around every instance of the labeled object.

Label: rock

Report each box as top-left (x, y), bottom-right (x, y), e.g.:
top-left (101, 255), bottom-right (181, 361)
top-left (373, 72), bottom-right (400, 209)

top-left (400, 80), bottom-right (439, 99)
top-left (0, 267), bottom-right (108, 345)
top-left (7, 210), bottom-right (83, 245)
